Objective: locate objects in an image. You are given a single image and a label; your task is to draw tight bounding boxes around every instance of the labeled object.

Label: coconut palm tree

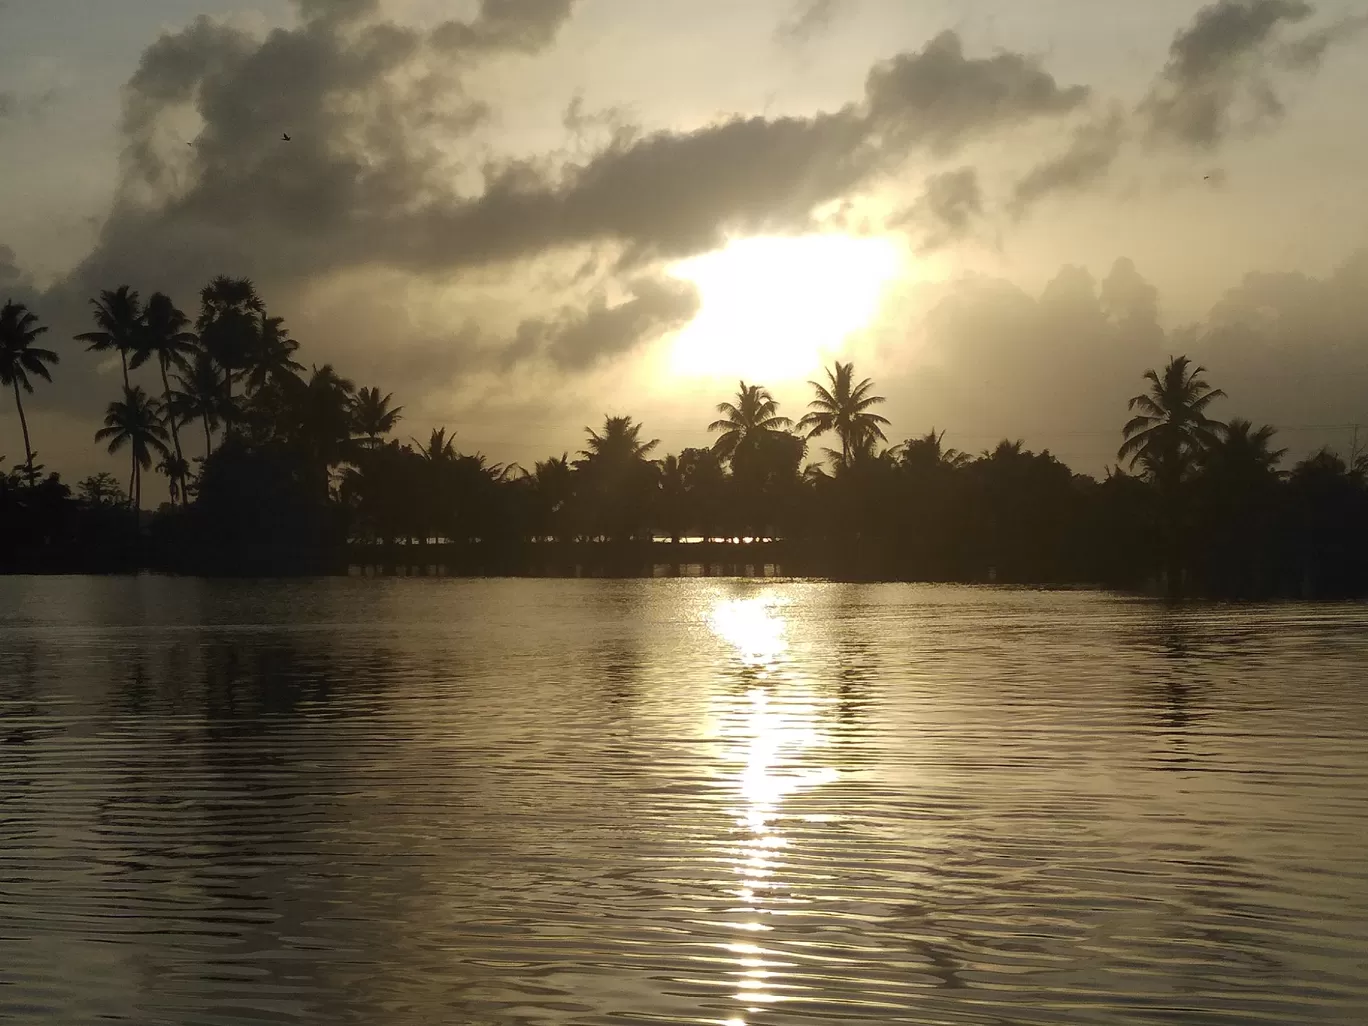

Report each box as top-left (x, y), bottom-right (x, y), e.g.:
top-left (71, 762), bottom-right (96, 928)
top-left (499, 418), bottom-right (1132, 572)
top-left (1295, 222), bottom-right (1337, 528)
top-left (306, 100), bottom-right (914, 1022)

top-left (1118, 355), bottom-right (1226, 488)
top-left (898, 428), bottom-right (970, 473)
top-left (798, 361), bottom-right (890, 465)
top-left (133, 293), bottom-right (198, 504)
top-left (579, 415), bottom-right (659, 464)
top-left (171, 350), bottom-right (225, 457)
top-left (352, 386), bottom-right (404, 447)
top-left (197, 276), bottom-right (264, 420)
top-left (75, 286), bottom-right (143, 389)
top-left (156, 453), bottom-right (192, 506)
top-left (1198, 418), bottom-right (1286, 478)
top-left (0, 300), bottom-right (58, 486)
top-left (94, 386), bottom-right (170, 511)
top-left (242, 313), bottom-right (302, 394)
top-left (708, 381), bottom-right (792, 462)
top-left (1119, 356), bottom-right (1226, 597)
top-left (416, 426), bottom-right (458, 463)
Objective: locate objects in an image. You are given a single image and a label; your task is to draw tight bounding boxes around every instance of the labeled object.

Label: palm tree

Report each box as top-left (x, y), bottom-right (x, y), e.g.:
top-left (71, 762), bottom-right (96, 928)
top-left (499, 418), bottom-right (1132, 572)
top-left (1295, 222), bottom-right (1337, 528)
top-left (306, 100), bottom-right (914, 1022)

top-left (1118, 355), bottom-right (1226, 488)
top-left (75, 286), bottom-right (143, 390)
top-left (94, 386), bottom-right (170, 511)
top-left (798, 361), bottom-right (890, 465)
top-left (1198, 418), bottom-right (1285, 478)
top-left (352, 386), bottom-right (404, 447)
top-left (156, 453), bottom-right (192, 506)
top-left (134, 293), bottom-right (198, 504)
top-left (1118, 356), bottom-right (1226, 597)
top-left (243, 313), bottom-right (302, 394)
top-left (898, 428), bottom-right (970, 472)
top-left (171, 350), bottom-right (225, 457)
top-left (197, 276), bottom-right (264, 421)
top-left (708, 381), bottom-right (792, 461)
top-left (579, 415), bottom-right (659, 464)
top-left (416, 426), bottom-right (458, 463)
top-left (0, 301), bottom-right (58, 486)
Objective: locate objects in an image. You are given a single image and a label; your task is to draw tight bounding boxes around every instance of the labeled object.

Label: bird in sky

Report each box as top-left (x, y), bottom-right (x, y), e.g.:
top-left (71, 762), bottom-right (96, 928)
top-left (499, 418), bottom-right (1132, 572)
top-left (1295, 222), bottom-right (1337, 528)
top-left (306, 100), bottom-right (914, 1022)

top-left (282, 133), bottom-right (291, 142)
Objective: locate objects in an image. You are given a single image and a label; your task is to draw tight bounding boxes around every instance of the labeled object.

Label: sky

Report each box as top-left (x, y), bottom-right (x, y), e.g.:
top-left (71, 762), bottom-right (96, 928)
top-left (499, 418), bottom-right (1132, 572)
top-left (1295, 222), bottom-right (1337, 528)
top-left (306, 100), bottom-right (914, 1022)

top-left (3, 0), bottom-right (1368, 498)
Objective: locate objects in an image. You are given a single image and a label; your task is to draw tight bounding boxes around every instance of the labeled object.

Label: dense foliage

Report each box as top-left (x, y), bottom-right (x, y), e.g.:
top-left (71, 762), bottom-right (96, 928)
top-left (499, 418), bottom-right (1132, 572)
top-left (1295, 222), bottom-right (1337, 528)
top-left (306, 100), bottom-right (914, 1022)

top-left (2, 281), bottom-right (1366, 596)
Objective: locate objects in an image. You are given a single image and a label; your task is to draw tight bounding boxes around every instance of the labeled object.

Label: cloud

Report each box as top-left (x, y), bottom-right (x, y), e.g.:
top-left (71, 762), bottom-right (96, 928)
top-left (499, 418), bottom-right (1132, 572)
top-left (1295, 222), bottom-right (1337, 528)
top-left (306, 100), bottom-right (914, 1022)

top-left (501, 275), bottom-right (701, 371)
top-left (1010, 108), bottom-right (1127, 215)
top-left (891, 167), bottom-right (983, 250)
top-left (774, 0), bottom-right (855, 47)
top-left (1139, 0), bottom-right (1353, 147)
top-left (431, 0), bottom-right (578, 55)
top-left (864, 31), bottom-right (1089, 156)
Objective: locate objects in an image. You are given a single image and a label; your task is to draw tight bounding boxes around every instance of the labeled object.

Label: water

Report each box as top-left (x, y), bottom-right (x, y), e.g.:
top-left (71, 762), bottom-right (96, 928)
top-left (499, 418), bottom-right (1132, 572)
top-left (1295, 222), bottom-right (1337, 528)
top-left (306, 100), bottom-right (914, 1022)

top-left (2, 577), bottom-right (1367, 1025)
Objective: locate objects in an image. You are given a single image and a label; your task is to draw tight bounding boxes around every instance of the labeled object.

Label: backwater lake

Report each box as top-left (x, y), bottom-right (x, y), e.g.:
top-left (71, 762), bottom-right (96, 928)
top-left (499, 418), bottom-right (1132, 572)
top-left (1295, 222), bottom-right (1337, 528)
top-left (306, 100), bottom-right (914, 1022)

top-left (2, 577), bottom-right (1366, 1024)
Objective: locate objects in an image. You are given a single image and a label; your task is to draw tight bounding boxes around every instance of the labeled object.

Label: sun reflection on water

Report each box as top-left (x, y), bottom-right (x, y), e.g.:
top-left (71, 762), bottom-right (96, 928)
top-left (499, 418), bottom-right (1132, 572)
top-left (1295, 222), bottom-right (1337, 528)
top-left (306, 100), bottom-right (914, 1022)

top-left (704, 593), bottom-right (842, 1024)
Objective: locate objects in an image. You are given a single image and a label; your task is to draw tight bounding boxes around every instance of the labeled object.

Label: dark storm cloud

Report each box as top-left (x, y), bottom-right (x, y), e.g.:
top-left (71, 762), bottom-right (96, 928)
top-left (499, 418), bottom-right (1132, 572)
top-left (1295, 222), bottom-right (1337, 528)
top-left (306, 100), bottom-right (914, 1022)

top-left (774, 0), bottom-right (854, 47)
top-left (1139, 0), bottom-right (1350, 147)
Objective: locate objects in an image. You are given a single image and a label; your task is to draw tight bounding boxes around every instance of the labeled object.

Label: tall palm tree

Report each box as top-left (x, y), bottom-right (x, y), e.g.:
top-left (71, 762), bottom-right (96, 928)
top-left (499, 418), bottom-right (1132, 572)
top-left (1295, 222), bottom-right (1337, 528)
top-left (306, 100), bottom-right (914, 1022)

top-left (352, 386), bottom-right (404, 447)
top-left (243, 313), bottom-right (302, 394)
top-left (1118, 355), bottom-right (1226, 488)
top-left (94, 386), bottom-right (170, 511)
top-left (0, 301), bottom-right (58, 486)
top-left (197, 276), bottom-right (264, 421)
top-left (708, 381), bottom-right (792, 461)
top-left (134, 293), bottom-right (198, 503)
top-left (579, 415), bottom-right (659, 464)
top-left (75, 286), bottom-right (143, 390)
top-left (798, 361), bottom-right (890, 465)
top-left (171, 350), bottom-right (224, 457)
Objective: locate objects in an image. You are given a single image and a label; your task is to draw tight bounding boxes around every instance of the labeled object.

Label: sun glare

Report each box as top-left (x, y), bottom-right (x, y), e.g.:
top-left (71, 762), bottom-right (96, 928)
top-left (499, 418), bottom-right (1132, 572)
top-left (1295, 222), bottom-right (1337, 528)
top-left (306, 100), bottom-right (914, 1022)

top-left (667, 234), bottom-right (904, 382)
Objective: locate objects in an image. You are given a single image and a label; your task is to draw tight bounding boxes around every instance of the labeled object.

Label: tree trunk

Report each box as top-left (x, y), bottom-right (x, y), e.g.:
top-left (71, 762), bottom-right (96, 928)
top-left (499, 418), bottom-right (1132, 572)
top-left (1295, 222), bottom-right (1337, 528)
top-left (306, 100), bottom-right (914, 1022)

top-left (203, 415), bottom-right (213, 457)
top-left (12, 382), bottom-right (35, 486)
top-left (159, 356), bottom-right (185, 505)
top-left (128, 455), bottom-right (137, 512)
top-left (120, 351), bottom-right (130, 391)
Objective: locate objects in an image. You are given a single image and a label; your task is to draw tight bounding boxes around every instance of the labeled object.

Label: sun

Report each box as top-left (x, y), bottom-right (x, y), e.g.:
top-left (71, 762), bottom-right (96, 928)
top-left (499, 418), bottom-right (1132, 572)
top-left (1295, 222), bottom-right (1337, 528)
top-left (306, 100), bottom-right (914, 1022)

top-left (666, 234), bottom-right (905, 382)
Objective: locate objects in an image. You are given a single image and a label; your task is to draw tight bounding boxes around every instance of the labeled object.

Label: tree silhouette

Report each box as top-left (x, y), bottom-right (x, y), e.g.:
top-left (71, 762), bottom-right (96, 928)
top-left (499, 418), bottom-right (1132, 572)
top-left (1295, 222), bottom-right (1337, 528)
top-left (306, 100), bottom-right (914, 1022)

top-left (94, 386), bottom-right (170, 511)
top-left (75, 286), bottom-right (142, 389)
top-left (197, 276), bottom-right (264, 423)
top-left (417, 427), bottom-right (458, 463)
top-left (135, 293), bottom-right (198, 504)
top-left (172, 350), bottom-right (225, 457)
top-left (243, 313), bottom-right (303, 394)
top-left (578, 416), bottom-right (659, 542)
top-left (352, 387), bottom-right (403, 447)
top-left (76, 472), bottom-right (127, 508)
top-left (0, 301), bottom-right (58, 486)
top-left (580, 415), bottom-right (660, 464)
top-left (1118, 356), bottom-right (1225, 488)
top-left (798, 361), bottom-right (890, 466)
top-left (1119, 356), bottom-right (1226, 596)
top-left (708, 381), bottom-right (792, 462)
top-left (898, 429), bottom-right (970, 473)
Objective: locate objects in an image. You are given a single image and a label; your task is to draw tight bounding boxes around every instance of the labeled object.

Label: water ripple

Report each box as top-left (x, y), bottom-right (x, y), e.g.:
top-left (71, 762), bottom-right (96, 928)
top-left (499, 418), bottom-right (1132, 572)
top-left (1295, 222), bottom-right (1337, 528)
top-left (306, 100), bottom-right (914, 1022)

top-left (1, 578), bottom-right (1367, 1024)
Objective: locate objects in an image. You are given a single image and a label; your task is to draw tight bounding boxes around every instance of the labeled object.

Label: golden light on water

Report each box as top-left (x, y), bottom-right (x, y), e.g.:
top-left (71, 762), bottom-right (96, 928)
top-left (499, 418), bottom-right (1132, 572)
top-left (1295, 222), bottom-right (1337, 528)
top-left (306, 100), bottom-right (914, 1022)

top-left (705, 592), bottom-right (842, 1024)
top-left (668, 234), bottom-right (904, 381)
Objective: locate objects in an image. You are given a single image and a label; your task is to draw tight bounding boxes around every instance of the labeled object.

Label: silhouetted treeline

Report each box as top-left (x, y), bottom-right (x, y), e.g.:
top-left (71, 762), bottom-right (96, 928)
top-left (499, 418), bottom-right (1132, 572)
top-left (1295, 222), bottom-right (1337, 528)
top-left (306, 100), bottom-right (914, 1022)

top-left (2, 281), bottom-right (1366, 597)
